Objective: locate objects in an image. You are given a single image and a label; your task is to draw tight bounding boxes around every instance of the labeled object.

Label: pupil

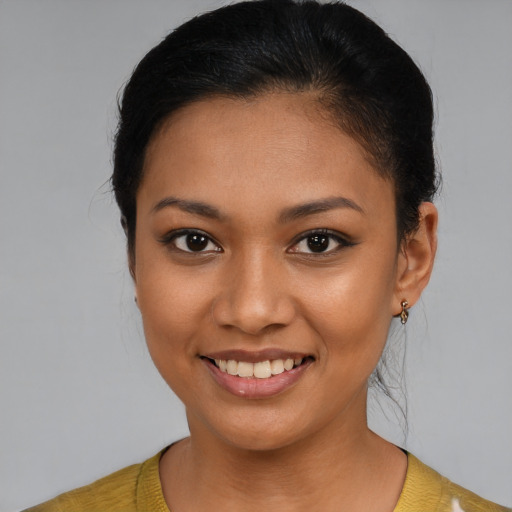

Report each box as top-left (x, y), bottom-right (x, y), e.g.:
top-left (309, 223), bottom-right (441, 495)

top-left (307, 235), bottom-right (329, 252)
top-left (186, 234), bottom-right (208, 251)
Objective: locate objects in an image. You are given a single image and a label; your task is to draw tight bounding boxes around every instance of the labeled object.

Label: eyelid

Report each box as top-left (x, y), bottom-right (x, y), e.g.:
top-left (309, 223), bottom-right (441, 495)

top-left (287, 228), bottom-right (354, 254)
top-left (158, 227), bottom-right (353, 255)
top-left (159, 228), bottom-right (222, 253)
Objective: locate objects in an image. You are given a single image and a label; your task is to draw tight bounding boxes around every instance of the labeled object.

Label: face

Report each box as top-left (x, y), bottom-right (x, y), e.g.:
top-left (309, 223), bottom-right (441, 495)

top-left (134, 93), bottom-right (404, 451)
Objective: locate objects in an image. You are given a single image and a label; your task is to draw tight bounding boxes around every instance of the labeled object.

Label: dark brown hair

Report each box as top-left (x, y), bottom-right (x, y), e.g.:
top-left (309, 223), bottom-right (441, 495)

top-left (112, 0), bottom-right (438, 258)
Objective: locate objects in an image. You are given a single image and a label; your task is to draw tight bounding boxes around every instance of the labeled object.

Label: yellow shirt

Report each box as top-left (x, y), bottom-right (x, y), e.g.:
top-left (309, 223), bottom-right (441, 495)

top-left (25, 450), bottom-right (510, 512)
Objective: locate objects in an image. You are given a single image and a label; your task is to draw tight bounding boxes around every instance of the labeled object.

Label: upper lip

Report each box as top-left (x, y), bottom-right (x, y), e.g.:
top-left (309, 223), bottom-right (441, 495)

top-left (201, 349), bottom-right (312, 363)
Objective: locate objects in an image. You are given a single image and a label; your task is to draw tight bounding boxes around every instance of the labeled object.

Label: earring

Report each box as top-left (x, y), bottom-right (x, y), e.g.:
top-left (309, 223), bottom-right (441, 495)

top-left (400, 300), bottom-right (409, 325)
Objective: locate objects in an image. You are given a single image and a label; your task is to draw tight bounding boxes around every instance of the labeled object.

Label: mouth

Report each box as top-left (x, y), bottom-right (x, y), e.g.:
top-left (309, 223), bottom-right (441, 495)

top-left (201, 356), bottom-right (312, 379)
top-left (200, 352), bottom-right (314, 398)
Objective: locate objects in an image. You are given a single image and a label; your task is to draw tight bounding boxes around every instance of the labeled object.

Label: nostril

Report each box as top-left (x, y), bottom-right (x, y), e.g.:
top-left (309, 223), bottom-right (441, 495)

top-left (211, 293), bottom-right (296, 335)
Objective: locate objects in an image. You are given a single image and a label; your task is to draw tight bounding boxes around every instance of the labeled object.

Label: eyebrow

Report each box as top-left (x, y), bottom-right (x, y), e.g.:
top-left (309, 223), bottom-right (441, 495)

top-left (151, 195), bottom-right (364, 223)
top-left (278, 196), bottom-right (365, 223)
top-left (152, 196), bottom-right (223, 220)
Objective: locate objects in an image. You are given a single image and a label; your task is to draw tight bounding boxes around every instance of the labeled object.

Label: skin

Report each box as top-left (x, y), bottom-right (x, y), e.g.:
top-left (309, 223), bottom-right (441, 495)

top-left (133, 92), bottom-right (438, 512)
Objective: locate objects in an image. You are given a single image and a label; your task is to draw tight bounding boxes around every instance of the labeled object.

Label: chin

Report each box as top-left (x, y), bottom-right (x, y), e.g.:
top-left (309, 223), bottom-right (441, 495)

top-left (221, 428), bottom-right (306, 453)
top-left (188, 407), bottom-right (316, 453)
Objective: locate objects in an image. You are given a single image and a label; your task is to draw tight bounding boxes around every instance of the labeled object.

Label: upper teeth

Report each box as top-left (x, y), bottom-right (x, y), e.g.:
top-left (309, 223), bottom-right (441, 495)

top-left (214, 358), bottom-right (304, 379)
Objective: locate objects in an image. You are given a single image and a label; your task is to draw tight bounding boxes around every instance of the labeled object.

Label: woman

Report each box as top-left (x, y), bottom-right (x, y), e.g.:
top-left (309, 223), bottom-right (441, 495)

top-left (21, 1), bottom-right (511, 511)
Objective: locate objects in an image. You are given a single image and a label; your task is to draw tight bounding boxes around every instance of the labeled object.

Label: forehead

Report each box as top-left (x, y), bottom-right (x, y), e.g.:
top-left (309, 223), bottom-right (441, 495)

top-left (139, 93), bottom-right (394, 221)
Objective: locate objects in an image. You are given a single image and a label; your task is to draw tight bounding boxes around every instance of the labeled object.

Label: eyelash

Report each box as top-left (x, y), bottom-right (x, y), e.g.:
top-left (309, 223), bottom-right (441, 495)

top-left (159, 229), bottom-right (222, 254)
top-left (159, 228), bottom-right (354, 255)
top-left (288, 229), bottom-right (355, 256)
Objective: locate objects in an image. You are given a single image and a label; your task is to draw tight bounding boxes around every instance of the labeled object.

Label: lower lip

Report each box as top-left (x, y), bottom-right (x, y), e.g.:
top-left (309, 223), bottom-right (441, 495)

top-left (203, 359), bottom-right (312, 399)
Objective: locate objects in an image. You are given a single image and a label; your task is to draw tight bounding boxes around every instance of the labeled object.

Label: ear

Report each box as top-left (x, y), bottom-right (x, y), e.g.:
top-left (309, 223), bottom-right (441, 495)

top-left (121, 215), bottom-right (140, 306)
top-left (122, 215), bottom-right (138, 283)
top-left (127, 247), bottom-right (139, 309)
top-left (128, 250), bottom-right (136, 282)
top-left (129, 256), bottom-right (141, 311)
top-left (393, 202), bottom-right (438, 315)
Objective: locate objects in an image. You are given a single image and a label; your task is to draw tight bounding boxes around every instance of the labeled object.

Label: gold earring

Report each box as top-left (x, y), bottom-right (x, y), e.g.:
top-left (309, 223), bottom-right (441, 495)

top-left (400, 300), bottom-right (409, 325)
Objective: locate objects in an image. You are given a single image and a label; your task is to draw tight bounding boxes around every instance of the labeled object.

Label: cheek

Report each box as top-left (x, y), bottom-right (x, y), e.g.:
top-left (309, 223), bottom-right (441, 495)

top-left (134, 255), bottom-right (216, 381)
top-left (297, 248), bottom-right (398, 362)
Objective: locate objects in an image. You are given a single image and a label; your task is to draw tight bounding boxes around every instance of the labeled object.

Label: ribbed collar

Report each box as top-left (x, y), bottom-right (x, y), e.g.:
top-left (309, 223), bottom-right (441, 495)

top-left (135, 449), bottom-right (445, 512)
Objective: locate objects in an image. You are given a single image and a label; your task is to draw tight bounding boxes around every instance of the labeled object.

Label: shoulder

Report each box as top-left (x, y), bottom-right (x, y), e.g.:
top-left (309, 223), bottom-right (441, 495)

top-left (394, 453), bottom-right (511, 512)
top-left (23, 451), bottom-right (166, 512)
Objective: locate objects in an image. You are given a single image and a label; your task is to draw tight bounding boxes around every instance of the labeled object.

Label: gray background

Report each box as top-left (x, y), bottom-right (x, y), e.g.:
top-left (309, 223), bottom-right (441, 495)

top-left (1, 0), bottom-right (511, 510)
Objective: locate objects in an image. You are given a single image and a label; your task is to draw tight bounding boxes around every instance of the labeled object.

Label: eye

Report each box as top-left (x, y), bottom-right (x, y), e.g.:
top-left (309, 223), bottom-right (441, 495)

top-left (288, 229), bottom-right (352, 255)
top-left (161, 229), bottom-right (222, 253)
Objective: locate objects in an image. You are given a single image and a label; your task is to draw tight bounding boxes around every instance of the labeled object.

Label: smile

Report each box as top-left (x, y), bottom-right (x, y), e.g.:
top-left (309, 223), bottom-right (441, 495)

top-left (201, 354), bottom-right (313, 399)
top-left (211, 358), bottom-right (305, 379)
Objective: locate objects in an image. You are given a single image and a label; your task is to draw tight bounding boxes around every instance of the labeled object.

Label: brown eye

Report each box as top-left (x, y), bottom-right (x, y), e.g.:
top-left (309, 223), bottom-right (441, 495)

top-left (186, 233), bottom-right (209, 251)
top-left (164, 230), bottom-right (222, 253)
top-left (307, 234), bottom-right (330, 253)
top-left (288, 229), bottom-right (353, 255)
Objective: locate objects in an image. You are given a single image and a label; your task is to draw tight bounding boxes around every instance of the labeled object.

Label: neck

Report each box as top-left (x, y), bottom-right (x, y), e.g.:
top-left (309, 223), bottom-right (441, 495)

top-left (160, 394), bottom-right (407, 512)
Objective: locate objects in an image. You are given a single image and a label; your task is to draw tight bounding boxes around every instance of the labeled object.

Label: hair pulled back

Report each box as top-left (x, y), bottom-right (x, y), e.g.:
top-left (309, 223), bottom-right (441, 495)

top-left (113, 0), bottom-right (437, 255)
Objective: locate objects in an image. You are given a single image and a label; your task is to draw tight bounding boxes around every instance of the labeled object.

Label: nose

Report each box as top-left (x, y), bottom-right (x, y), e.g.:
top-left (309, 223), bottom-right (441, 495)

top-left (211, 248), bottom-right (296, 336)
